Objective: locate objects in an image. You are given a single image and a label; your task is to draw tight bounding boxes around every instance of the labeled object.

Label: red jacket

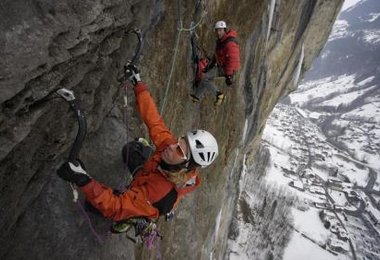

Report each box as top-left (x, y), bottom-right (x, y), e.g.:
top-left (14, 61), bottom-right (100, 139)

top-left (196, 58), bottom-right (209, 81)
top-left (81, 82), bottom-right (201, 221)
top-left (215, 29), bottom-right (240, 76)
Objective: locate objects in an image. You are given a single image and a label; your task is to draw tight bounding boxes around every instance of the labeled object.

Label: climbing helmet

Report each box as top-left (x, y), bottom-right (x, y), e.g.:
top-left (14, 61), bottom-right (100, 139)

top-left (185, 130), bottom-right (219, 167)
top-left (215, 20), bottom-right (227, 29)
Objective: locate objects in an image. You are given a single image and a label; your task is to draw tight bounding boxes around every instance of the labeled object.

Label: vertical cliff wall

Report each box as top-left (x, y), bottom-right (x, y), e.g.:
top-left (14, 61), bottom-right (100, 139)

top-left (0, 0), bottom-right (342, 259)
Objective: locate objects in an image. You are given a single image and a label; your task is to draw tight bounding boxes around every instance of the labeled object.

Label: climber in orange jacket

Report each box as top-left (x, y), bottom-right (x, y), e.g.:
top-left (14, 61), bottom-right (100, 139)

top-left (190, 20), bottom-right (241, 105)
top-left (57, 64), bottom-right (219, 222)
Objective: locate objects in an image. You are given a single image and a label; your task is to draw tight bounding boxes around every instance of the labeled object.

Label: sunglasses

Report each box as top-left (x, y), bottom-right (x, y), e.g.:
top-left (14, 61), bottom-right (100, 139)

top-left (175, 138), bottom-right (189, 161)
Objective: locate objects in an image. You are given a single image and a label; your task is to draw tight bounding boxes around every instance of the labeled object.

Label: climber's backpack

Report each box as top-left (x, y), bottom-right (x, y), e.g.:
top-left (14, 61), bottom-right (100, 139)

top-left (121, 138), bottom-right (153, 176)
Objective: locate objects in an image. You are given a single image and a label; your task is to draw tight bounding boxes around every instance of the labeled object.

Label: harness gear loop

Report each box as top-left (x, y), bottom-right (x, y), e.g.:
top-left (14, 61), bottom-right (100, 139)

top-left (111, 217), bottom-right (162, 250)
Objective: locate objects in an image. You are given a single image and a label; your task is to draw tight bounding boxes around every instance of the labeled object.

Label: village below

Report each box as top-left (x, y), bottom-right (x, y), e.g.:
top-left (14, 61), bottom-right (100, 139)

top-left (227, 0), bottom-right (380, 259)
top-left (263, 0), bottom-right (380, 258)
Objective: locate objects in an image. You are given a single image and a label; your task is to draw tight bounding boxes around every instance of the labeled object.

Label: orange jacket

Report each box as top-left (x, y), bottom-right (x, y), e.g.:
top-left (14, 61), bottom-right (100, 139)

top-left (81, 82), bottom-right (201, 221)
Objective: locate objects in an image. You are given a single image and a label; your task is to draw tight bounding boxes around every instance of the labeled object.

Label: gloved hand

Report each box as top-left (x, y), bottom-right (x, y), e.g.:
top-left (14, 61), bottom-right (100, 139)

top-left (57, 161), bottom-right (91, 187)
top-left (202, 66), bottom-right (211, 74)
top-left (165, 211), bottom-right (175, 221)
top-left (202, 59), bottom-right (215, 73)
top-left (124, 64), bottom-right (141, 85)
top-left (225, 75), bottom-right (234, 86)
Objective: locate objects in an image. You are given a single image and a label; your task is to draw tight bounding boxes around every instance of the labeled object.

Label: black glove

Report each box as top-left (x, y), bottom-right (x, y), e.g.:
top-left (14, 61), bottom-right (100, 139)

top-left (124, 64), bottom-right (141, 85)
top-left (57, 161), bottom-right (91, 187)
top-left (225, 75), bottom-right (234, 86)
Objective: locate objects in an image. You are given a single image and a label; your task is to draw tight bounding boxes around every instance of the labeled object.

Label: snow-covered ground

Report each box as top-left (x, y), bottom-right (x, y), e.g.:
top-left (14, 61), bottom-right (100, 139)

top-left (290, 75), bottom-right (357, 105)
top-left (227, 1), bottom-right (380, 259)
top-left (283, 231), bottom-right (347, 260)
top-left (328, 20), bottom-right (352, 42)
top-left (259, 69), bottom-right (380, 257)
top-left (341, 0), bottom-right (365, 12)
top-left (261, 98), bottom-right (380, 259)
top-left (362, 29), bottom-right (380, 44)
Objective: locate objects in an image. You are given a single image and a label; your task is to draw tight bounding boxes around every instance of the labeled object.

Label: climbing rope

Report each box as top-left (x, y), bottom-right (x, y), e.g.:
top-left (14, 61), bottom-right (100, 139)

top-left (120, 80), bottom-right (131, 190)
top-left (75, 201), bottom-right (107, 244)
top-left (160, 0), bottom-right (207, 115)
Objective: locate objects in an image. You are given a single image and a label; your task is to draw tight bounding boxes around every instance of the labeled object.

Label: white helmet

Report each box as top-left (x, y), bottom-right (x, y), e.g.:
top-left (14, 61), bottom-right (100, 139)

top-left (215, 20), bottom-right (227, 29)
top-left (185, 130), bottom-right (219, 167)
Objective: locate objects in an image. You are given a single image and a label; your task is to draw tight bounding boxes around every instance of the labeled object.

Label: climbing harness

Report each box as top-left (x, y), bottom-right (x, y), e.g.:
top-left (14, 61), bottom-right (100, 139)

top-left (111, 217), bottom-right (162, 249)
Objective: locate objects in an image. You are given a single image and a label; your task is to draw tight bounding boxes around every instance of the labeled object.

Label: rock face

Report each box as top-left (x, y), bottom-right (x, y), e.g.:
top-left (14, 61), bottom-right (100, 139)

top-left (0, 0), bottom-right (342, 259)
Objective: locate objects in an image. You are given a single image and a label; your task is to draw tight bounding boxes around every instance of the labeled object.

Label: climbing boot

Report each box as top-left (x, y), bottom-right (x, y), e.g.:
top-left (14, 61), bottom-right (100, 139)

top-left (190, 94), bottom-right (200, 103)
top-left (214, 91), bottom-right (225, 106)
top-left (111, 219), bottom-right (135, 233)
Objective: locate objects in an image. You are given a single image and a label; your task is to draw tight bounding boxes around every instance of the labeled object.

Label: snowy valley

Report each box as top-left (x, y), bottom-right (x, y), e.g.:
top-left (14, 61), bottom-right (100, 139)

top-left (226, 0), bottom-right (380, 259)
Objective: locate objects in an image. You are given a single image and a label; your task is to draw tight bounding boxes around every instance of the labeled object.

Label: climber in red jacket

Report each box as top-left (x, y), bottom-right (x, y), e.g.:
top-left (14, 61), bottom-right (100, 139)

top-left (190, 20), bottom-right (241, 105)
top-left (57, 64), bottom-right (219, 223)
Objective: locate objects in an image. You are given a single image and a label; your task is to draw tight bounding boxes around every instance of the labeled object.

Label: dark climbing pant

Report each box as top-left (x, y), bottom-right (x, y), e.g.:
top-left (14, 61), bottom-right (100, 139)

top-left (121, 140), bottom-right (153, 176)
top-left (194, 66), bottom-right (224, 98)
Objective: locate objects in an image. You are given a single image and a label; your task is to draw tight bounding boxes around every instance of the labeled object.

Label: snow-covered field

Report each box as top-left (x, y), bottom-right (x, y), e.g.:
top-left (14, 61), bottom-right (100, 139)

top-left (283, 231), bottom-right (347, 260)
top-left (261, 98), bottom-right (380, 259)
top-left (328, 20), bottom-right (352, 42)
top-left (227, 1), bottom-right (380, 259)
top-left (290, 75), bottom-right (357, 105)
top-left (258, 69), bottom-right (380, 257)
top-left (258, 65), bottom-right (380, 259)
top-left (362, 29), bottom-right (380, 44)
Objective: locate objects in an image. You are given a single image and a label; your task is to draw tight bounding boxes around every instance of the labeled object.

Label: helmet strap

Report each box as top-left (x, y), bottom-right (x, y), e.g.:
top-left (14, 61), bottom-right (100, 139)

top-left (159, 160), bottom-right (188, 173)
top-left (159, 157), bottom-right (199, 173)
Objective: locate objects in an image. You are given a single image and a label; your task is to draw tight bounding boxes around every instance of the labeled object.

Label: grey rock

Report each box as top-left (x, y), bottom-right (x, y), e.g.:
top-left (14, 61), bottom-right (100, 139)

top-left (0, 0), bottom-right (343, 259)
